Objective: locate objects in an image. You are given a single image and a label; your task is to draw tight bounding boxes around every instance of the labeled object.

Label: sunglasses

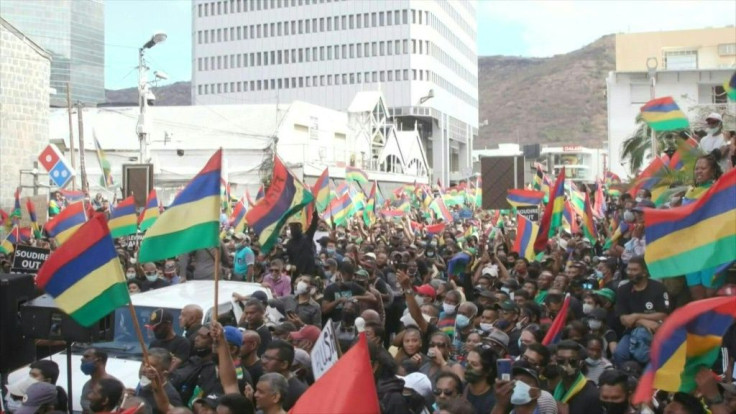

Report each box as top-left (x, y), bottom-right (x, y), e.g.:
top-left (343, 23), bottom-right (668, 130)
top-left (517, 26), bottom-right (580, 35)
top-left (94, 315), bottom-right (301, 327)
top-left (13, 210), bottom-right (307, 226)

top-left (557, 358), bottom-right (579, 366)
top-left (433, 389), bottom-right (455, 396)
top-left (429, 342), bottom-right (447, 348)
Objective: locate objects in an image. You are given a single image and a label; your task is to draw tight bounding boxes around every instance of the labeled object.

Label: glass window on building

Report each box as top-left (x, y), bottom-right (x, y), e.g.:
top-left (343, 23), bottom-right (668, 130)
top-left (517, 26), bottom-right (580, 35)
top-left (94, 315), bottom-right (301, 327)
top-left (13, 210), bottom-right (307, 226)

top-left (664, 50), bottom-right (697, 70)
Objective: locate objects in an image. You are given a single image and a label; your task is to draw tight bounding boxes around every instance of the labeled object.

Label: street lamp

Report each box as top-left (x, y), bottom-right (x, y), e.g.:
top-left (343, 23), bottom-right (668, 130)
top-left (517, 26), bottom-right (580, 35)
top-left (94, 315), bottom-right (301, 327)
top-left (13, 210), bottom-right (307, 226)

top-left (137, 31), bottom-right (167, 164)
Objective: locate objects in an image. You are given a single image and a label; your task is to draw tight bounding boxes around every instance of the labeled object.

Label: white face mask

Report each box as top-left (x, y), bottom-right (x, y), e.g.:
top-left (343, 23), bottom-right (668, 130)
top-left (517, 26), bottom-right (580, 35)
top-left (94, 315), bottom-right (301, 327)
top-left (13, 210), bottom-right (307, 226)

top-left (442, 303), bottom-right (457, 315)
top-left (706, 127), bottom-right (719, 135)
top-left (588, 319), bottom-right (602, 330)
top-left (146, 274), bottom-right (158, 282)
top-left (479, 323), bottom-right (494, 332)
top-left (295, 281), bottom-right (309, 295)
top-left (139, 374), bottom-right (152, 387)
top-left (583, 303), bottom-right (594, 315)
top-left (126, 272), bottom-right (137, 280)
top-left (510, 380), bottom-right (534, 405)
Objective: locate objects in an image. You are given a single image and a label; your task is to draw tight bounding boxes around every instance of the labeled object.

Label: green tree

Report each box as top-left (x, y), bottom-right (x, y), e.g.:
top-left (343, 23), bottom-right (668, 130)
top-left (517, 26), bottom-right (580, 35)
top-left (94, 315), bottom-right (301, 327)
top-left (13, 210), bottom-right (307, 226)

top-left (620, 114), bottom-right (685, 175)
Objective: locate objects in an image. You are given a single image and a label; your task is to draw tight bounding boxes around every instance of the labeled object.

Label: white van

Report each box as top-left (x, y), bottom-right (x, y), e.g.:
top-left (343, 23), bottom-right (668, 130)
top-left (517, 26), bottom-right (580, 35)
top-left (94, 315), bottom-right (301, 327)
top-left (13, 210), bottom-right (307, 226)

top-left (7, 281), bottom-right (270, 413)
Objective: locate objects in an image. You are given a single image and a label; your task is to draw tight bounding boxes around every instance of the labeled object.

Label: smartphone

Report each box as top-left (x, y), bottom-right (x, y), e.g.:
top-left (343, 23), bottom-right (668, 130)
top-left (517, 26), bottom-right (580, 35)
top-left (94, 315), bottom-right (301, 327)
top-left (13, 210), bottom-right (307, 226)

top-left (497, 358), bottom-right (512, 381)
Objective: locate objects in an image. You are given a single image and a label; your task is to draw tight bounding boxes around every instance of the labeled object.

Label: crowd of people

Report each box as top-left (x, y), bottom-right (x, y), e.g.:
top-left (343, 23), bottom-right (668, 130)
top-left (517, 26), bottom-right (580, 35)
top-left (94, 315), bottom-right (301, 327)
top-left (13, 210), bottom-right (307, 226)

top-left (2, 114), bottom-right (736, 414)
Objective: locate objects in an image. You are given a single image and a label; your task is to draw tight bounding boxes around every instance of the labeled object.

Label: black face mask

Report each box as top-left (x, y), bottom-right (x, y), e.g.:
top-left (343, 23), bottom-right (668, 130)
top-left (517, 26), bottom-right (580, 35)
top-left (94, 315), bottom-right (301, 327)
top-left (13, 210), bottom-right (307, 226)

top-left (602, 401), bottom-right (629, 414)
top-left (153, 328), bottom-right (168, 340)
top-left (193, 347), bottom-right (211, 358)
top-left (541, 364), bottom-right (560, 380)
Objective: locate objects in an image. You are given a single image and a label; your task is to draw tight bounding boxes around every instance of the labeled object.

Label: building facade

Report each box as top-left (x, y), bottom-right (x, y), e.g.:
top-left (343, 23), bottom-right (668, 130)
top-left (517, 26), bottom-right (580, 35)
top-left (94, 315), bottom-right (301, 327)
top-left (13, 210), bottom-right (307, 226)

top-left (0, 0), bottom-right (105, 107)
top-left (607, 27), bottom-right (736, 177)
top-left (0, 17), bottom-right (51, 209)
top-left (191, 0), bottom-right (478, 185)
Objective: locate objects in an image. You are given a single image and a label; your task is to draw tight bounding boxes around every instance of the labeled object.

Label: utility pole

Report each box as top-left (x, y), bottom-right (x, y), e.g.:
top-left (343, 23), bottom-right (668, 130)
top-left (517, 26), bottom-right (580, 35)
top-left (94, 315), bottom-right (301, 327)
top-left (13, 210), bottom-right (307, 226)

top-left (647, 57), bottom-right (659, 157)
top-left (67, 82), bottom-right (77, 190)
top-left (77, 102), bottom-right (89, 194)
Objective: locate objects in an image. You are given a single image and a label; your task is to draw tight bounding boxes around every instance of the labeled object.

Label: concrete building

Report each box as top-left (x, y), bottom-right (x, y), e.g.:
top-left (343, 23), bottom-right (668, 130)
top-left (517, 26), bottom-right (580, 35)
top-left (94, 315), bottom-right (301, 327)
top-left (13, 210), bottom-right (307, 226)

top-left (607, 27), bottom-right (736, 177)
top-left (0, 0), bottom-right (105, 107)
top-left (47, 91), bottom-right (429, 204)
top-left (0, 17), bottom-right (51, 209)
top-left (190, 0), bottom-right (478, 185)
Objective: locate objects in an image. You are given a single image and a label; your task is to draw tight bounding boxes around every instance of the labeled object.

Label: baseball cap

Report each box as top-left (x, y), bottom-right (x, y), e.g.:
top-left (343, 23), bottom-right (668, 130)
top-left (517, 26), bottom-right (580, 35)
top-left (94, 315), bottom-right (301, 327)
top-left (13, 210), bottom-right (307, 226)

top-left (494, 300), bottom-right (519, 313)
top-left (7, 375), bottom-right (38, 397)
top-left (233, 232), bottom-right (246, 241)
top-left (413, 284), bottom-right (436, 300)
top-left (145, 308), bottom-right (173, 329)
top-left (354, 269), bottom-right (370, 280)
top-left (399, 372), bottom-right (433, 401)
top-left (594, 288), bottom-right (616, 303)
top-left (488, 329), bottom-right (510, 349)
top-left (223, 326), bottom-right (243, 348)
top-left (293, 348), bottom-right (312, 368)
top-left (289, 325), bottom-right (321, 343)
top-left (194, 394), bottom-right (220, 409)
top-left (706, 112), bottom-right (722, 122)
top-left (512, 360), bottom-right (540, 386)
top-left (250, 290), bottom-right (269, 306)
top-left (363, 252), bottom-right (377, 261)
top-left (15, 382), bottom-right (57, 414)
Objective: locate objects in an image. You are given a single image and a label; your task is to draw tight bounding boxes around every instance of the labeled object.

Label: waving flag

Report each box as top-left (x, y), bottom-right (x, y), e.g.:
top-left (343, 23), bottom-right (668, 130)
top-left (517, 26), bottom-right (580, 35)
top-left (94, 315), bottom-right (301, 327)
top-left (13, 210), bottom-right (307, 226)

top-left (582, 192), bottom-right (597, 243)
top-left (429, 197), bottom-right (453, 223)
top-left (604, 171), bottom-right (621, 186)
top-left (9, 188), bottom-right (22, 227)
top-left (245, 188), bottom-right (256, 207)
top-left (229, 200), bottom-right (247, 233)
top-left (245, 156), bottom-right (314, 254)
top-left (506, 189), bottom-right (545, 208)
top-left (36, 214), bottom-right (130, 327)
top-left (363, 182), bottom-right (377, 227)
top-left (44, 201), bottom-right (87, 245)
top-left (138, 190), bottom-right (160, 232)
top-left (724, 71), bottom-right (736, 101)
top-left (108, 196), bottom-right (138, 238)
top-left (93, 134), bottom-right (114, 188)
top-left (640, 96), bottom-right (690, 131)
top-left (256, 185), bottom-right (265, 201)
top-left (668, 137), bottom-right (701, 172)
top-left (7, 226), bottom-right (32, 244)
top-left (593, 182), bottom-right (606, 219)
top-left (534, 167), bottom-right (566, 252)
top-left (26, 198), bottom-right (42, 238)
top-left (628, 157), bottom-right (669, 200)
top-left (291, 334), bottom-right (379, 414)
top-left (513, 214), bottom-right (539, 261)
top-left (345, 166), bottom-right (369, 184)
top-left (0, 235), bottom-right (13, 254)
top-left (561, 200), bottom-right (578, 234)
top-left (542, 294), bottom-right (570, 346)
top-left (313, 167), bottom-right (331, 212)
top-left (139, 149), bottom-right (222, 263)
top-left (644, 168), bottom-right (736, 278)
top-left (633, 296), bottom-right (736, 404)
top-left (327, 193), bottom-right (352, 226)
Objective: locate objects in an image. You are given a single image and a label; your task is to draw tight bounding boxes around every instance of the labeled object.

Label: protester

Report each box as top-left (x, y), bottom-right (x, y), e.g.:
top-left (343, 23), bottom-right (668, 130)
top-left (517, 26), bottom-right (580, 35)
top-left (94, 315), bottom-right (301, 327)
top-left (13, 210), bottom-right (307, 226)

top-left (79, 349), bottom-right (119, 414)
top-left (254, 373), bottom-right (288, 414)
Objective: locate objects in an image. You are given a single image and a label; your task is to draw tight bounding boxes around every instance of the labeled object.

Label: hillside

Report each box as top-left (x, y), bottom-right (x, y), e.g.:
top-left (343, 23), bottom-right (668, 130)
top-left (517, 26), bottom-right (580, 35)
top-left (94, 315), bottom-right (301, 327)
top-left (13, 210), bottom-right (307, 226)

top-left (104, 81), bottom-right (191, 106)
top-left (476, 35), bottom-right (615, 149)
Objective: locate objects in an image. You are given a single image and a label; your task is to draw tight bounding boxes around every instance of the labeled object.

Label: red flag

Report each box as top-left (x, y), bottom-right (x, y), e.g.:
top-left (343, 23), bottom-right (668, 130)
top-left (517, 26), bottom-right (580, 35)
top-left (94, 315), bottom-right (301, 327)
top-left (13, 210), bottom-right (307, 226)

top-left (534, 167), bottom-right (566, 253)
top-left (290, 334), bottom-right (380, 414)
top-left (542, 294), bottom-right (570, 346)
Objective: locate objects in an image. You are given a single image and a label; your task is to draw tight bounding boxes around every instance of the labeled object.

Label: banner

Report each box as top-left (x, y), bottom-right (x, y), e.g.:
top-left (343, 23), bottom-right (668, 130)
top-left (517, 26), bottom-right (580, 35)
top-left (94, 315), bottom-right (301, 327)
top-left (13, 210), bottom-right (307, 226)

top-left (310, 319), bottom-right (341, 380)
top-left (517, 206), bottom-right (539, 223)
top-left (11, 245), bottom-right (50, 274)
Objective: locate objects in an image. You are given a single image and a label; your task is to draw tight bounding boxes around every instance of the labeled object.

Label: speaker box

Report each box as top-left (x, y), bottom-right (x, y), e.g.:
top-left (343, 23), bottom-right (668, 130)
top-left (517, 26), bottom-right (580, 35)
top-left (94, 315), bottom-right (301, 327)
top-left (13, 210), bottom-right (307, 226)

top-left (0, 274), bottom-right (37, 373)
top-left (480, 156), bottom-right (526, 210)
top-left (122, 163), bottom-right (154, 208)
top-left (20, 294), bottom-right (114, 343)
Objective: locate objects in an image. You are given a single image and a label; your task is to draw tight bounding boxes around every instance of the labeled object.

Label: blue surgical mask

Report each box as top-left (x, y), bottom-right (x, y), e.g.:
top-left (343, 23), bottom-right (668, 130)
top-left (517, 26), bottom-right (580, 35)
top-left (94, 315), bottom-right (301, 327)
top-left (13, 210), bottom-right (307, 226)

top-left (81, 360), bottom-right (96, 376)
top-left (594, 270), bottom-right (603, 279)
top-left (510, 380), bottom-right (533, 405)
top-left (456, 314), bottom-right (470, 329)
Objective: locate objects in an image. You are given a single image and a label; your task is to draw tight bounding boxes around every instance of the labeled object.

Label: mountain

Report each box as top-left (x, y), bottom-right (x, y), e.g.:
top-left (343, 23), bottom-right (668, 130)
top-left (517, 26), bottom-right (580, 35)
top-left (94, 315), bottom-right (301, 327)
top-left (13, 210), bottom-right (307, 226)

top-left (104, 81), bottom-right (191, 106)
top-left (476, 35), bottom-right (615, 149)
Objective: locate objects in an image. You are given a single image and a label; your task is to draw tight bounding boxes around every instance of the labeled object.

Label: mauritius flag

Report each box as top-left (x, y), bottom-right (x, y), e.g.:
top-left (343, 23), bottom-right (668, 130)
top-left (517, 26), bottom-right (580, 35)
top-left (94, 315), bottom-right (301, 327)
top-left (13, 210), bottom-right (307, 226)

top-left (313, 167), bottom-right (331, 212)
top-left (138, 190), bottom-right (160, 232)
top-left (633, 296), bottom-right (736, 404)
top-left (245, 156), bottom-right (314, 254)
top-left (108, 196), bottom-right (138, 239)
top-left (506, 189), bottom-right (545, 208)
top-left (513, 214), bottom-right (539, 261)
top-left (534, 167), bottom-right (565, 253)
top-left (139, 149), bottom-right (222, 263)
top-left (345, 166), bottom-right (369, 184)
top-left (542, 294), bottom-right (570, 346)
top-left (640, 96), bottom-right (689, 132)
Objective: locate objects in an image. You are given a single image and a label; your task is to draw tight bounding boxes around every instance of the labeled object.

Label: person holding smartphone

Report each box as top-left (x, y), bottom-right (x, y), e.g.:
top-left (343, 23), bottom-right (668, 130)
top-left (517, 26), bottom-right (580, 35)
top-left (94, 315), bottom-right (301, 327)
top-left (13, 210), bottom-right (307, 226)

top-left (463, 347), bottom-right (497, 414)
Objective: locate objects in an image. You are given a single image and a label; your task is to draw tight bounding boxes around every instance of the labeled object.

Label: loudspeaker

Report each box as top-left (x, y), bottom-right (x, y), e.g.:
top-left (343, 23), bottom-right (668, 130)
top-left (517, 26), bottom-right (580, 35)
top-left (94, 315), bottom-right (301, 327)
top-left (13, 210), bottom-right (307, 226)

top-left (122, 163), bottom-right (154, 208)
top-left (523, 144), bottom-right (541, 159)
top-left (20, 294), bottom-right (114, 343)
top-left (0, 274), bottom-right (37, 373)
top-left (480, 156), bottom-right (526, 210)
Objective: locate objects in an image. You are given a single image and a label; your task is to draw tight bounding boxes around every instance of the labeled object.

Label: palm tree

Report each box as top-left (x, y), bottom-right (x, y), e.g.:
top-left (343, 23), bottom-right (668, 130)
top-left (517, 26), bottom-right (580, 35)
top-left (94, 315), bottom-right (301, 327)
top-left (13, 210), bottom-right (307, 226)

top-left (620, 114), bottom-right (686, 175)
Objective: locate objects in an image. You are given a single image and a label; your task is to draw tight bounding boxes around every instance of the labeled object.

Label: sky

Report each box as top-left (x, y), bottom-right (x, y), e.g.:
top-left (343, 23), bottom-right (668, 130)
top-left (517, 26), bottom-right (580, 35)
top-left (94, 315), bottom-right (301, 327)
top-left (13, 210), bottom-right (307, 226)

top-left (104, 0), bottom-right (736, 90)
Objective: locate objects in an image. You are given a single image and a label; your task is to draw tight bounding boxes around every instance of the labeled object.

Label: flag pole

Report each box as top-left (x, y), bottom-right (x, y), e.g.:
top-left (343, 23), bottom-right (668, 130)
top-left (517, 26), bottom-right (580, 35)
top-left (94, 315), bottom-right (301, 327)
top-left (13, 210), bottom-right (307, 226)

top-left (127, 302), bottom-right (150, 364)
top-left (214, 247), bottom-right (220, 322)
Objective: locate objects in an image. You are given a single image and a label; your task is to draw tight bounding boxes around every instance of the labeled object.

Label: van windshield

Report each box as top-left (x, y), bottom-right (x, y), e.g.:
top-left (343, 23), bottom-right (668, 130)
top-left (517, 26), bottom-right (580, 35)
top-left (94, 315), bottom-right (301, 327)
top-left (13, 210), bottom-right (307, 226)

top-left (81, 306), bottom-right (184, 358)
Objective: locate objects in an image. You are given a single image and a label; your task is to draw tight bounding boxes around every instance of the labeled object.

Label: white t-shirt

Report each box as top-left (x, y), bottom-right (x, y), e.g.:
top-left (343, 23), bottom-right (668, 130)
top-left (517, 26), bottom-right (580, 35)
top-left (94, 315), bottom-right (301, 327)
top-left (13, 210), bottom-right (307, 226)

top-left (699, 133), bottom-right (727, 153)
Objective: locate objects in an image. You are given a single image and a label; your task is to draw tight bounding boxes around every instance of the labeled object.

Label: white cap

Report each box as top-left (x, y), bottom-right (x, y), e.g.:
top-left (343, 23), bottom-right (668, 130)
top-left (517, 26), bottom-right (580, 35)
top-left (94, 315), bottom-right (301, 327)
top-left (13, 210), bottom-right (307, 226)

top-left (399, 372), bottom-right (433, 401)
top-left (706, 112), bottom-right (722, 122)
top-left (7, 375), bottom-right (38, 397)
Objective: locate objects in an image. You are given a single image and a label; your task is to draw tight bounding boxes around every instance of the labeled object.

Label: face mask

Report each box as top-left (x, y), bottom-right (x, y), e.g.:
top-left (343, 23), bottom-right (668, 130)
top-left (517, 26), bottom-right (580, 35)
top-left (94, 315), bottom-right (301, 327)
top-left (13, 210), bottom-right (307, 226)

top-left (442, 303), bottom-right (457, 315)
top-left (588, 319), bottom-right (602, 330)
top-left (295, 281), bottom-right (309, 295)
top-left (455, 314), bottom-right (470, 329)
top-left (426, 251), bottom-right (435, 258)
top-left (139, 374), bottom-right (152, 387)
top-left (623, 210), bottom-right (635, 223)
top-left (146, 274), bottom-right (158, 282)
top-left (510, 380), bottom-right (534, 405)
top-left (342, 311), bottom-right (357, 325)
top-left (630, 274), bottom-right (645, 284)
top-left (126, 272), bottom-right (137, 280)
top-left (479, 323), bottom-right (493, 332)
top-left (583, 303), bottom-right (594, 315)
top-left (585, 357), bottom-right (601, 366)
top-left (193, 347), bottom-right (211, 357)
top-left (602, 401), bottom-right (629, 414)
top-left (153, 328), bottom-right (168, 340)
top-left (6, 399), bottom-right (22, 412)
top-left (81, 360), bottom-right (96, 375)
top-left (500, 287), bottom-right (511, 295)
top-left (324, 270), bottom-right (333, 279)
top-left (464, 368), bottom-right (483, 384)
top-left (326, 247), bottom-right (336, 255)
top-left (706, 127), bottom-right (719, 135)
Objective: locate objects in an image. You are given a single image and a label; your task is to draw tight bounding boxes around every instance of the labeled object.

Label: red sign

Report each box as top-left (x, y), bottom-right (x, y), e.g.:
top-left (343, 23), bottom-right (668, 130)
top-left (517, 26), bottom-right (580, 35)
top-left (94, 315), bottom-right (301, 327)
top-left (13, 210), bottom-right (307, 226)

top-left (38, 144), bottom-right (61, 172)
top-left (563, 146), bottom-right (583, 152)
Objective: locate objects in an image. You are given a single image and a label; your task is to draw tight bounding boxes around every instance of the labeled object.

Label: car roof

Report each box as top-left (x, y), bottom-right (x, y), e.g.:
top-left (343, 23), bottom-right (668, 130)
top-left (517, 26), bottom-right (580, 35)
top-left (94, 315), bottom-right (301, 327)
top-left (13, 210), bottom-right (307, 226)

top-left (130, 281), bottom-right (270, 310)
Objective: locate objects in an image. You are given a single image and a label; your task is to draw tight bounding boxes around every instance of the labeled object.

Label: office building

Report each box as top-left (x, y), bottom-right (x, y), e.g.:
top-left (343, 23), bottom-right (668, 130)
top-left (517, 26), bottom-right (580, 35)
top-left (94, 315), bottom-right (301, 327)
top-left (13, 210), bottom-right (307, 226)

top-left (607, 27), bottom-right (735, 177)
top-left (191, 0), bottom-right (478, 185)
top-left (0, 0), bottom-right (105, 107)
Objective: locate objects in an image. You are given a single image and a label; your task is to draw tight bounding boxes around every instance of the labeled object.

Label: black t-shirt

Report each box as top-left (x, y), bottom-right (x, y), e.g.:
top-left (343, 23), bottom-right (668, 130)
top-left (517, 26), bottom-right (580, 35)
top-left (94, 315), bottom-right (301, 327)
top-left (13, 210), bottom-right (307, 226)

top-left (615, 279), bottom-right (669, 322)
top-left (137, 382), bottom-right (184, 414)
top-left (322, 282), bottom-right (366, 321)
top-left (567, 380), bottom-right (603, 414)
top-left (284, 376), bottom-right (308, 410)
top-left (243, 358), bottom-right (265, 387)
top-left (465, 385), bottom-right (496, 414)
top-left (150, 336), bottom-right (191, 363)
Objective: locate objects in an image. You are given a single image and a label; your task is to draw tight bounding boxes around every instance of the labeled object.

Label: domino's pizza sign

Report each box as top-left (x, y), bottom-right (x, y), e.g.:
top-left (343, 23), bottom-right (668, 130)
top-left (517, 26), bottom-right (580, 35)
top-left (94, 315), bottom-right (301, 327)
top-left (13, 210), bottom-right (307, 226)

top-left (38, 144), bottom-right (75, 188)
